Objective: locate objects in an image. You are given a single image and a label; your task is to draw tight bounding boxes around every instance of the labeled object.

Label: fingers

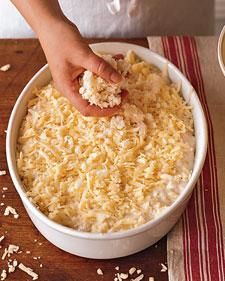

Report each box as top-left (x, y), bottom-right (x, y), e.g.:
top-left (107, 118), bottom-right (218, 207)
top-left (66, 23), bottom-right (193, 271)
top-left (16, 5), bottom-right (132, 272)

top-left (83, 103), bottom-right (121, 117)
top-left (120, 89), bottom-right (129, 99)
top-left (83, 53), bottom-right (122, 83)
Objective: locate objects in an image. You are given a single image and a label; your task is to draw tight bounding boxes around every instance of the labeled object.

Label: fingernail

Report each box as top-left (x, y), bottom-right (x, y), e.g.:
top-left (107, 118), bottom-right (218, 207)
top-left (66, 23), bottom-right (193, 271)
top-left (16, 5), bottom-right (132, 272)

top-left (110, 72), bottom-right (122, 83)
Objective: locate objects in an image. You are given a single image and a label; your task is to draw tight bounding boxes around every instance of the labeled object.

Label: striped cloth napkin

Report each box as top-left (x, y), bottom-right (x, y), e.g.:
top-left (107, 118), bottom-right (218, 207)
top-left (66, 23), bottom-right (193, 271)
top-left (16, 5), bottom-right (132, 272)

top-left (147, 36), bottom-right (225, 281)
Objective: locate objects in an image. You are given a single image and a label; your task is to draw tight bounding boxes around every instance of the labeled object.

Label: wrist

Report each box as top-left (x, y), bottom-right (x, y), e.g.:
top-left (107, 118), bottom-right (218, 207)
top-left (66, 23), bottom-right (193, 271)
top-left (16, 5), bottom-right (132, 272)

top-left (35, 14), bottom-right (66, 36)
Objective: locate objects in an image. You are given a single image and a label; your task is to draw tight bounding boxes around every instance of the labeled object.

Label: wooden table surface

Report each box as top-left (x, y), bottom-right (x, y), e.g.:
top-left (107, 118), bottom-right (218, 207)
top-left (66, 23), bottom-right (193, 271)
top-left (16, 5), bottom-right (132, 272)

top-left (0, 39), bottom-right (168, 281)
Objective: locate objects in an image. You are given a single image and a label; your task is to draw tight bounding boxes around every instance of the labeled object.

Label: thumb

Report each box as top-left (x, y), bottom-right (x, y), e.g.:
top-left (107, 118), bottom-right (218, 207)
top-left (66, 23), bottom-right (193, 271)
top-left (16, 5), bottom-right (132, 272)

top-left (84, 52), bottom-right (122, 83)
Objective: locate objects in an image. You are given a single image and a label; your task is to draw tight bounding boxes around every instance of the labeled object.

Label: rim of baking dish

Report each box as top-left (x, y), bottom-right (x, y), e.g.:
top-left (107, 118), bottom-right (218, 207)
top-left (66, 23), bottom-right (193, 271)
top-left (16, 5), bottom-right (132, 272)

top-left (6, 42), bottom-right (208, 241)
top-left (218, 25), bottom-right (225, 76)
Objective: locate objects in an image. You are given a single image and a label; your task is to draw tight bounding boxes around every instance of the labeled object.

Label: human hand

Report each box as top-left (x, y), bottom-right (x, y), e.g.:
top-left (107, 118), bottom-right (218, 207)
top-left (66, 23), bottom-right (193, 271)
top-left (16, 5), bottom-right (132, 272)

top-left (38, 18), bottom-right (126, 117)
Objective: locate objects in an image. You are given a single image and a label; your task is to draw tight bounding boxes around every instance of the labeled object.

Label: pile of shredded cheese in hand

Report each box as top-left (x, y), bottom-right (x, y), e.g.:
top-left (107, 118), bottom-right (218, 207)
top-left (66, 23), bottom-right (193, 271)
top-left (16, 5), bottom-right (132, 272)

top-left (17, 51), bottom-right (195, 233)
top-left (79, 54), bottom-right (129, 108)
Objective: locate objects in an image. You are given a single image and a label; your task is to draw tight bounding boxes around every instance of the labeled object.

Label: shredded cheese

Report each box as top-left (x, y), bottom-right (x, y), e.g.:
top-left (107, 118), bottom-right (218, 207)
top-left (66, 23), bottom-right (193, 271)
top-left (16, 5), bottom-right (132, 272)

top-left (2, 245), bottom-right (19, 260)
top-left (97, 268), bottom-right (104, 275)
top-left (0, 270), bottom-right (7, 281)
top-left (0, 64), bottom-right (11, 72)
top-left (4, 206), bottom-right (19, 219)
top-left (132, 274), bottom-right (144, 281)
top-left (8, 259), bottom-right (18, 273)
top-left (17, 50), bottom-right (195, 233)
top-left (160, 263), bottom-right (168, 272)
top-left (18, 263), bottom-right (38, 280)
top-left (0, 171), bottom-right (6, 176)
top-left (129, 267), bottom-right (136, 275)
top-left (119, 273), bottom-right (129, 279)
top-left (0, 236), bottom-right (5, 243)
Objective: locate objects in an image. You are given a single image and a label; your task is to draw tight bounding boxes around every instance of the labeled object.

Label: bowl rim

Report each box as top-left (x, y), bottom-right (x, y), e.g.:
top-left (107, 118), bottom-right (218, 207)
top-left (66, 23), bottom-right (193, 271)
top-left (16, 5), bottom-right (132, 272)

top-left (218, 25), bottom-right (225, 76)
top-left (6, 42), bottom-right (208, 240)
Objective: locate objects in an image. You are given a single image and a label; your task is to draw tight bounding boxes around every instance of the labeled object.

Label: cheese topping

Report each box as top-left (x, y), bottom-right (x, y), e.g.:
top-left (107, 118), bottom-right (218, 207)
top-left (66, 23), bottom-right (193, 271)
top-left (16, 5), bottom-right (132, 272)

top-left (17, 51), bottom-right (195, 233)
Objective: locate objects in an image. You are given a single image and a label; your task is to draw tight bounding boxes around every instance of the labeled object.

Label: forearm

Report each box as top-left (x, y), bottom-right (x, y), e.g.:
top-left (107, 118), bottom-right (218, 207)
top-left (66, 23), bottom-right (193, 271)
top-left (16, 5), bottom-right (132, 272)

top-left (11, 0), bottom-right (68, 35)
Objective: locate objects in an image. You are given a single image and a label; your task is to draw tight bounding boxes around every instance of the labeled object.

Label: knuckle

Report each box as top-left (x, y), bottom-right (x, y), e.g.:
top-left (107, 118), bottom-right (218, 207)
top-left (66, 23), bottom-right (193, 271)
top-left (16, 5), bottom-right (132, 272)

top-left (96, 59), bottom-right (108, 75)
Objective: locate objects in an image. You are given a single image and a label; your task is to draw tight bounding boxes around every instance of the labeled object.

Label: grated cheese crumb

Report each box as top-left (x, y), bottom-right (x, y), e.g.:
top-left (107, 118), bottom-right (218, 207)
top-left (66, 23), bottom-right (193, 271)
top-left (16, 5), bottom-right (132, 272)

top-left (97, 268), bottom-right (103, 275)
top-left (0, 269), bottom-right (7, 281)
top-left (129, 267), bottom-right (136, 275)
top-left (160, 263), bottom-right (168, 272)
top-left (0, 236), bottom-right (5, 243)
top-left (2, 244), bottom-right (19, 260)
top-left (132, 274), bottom-right (144, 281)
top-left (116, 273), bottom-right (122, 281)
top-left (7, 244), bottom-right (19, 257)
top-left (4, 206), bottom-right (19, 219)
top-left (115, 266), bottom-right (120, 271)
top-left (119, 273), bottom-right (128, 279)
top-left (2, 187), bottom-right (8, 191)
top-left (8, 259), bottom-right (18, 273)
top-left (0, 64), bottom-right (11, 72)
top-left (18, 263), bottom-right (38, 280)
top-left (2, 249), bottom-right (8, 260)
top-left (0, 171), bottom-right (6, 176)
top-left (137, 269), bottom-right (142, 274)
top-left (149, 278), bottom-right (154, 281)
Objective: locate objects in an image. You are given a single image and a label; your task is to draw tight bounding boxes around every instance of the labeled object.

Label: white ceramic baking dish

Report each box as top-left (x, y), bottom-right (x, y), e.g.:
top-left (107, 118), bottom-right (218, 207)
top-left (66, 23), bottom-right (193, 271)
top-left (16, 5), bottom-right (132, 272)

top-left (6, 42), bottom-right (207, 259)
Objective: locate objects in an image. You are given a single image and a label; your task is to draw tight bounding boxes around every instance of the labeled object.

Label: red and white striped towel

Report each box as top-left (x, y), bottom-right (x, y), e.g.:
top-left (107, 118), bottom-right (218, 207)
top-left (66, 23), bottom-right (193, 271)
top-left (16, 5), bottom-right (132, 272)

top-left (147, 36), bottom-right (225, 281)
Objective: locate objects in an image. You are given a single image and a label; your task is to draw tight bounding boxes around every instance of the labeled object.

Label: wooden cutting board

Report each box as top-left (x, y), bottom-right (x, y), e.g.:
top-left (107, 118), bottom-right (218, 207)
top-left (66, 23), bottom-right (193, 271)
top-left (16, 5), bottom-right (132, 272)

top-left (0, 38), bottom-right (168, 281)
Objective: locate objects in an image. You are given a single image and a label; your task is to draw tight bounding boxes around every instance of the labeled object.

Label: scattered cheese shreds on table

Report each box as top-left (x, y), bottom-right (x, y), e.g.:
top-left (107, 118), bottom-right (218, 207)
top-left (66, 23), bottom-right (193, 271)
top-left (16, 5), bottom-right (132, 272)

top-left (2, 244), bottom-right (19, 260)
top-left (0, 236), bottom-right (5, 243)
top-left (0, 171), bottom-right (6, 176)
top-left (132, 274), bottom-right (144, 281)
top-left (4, 206), bottom-right (19, 219)
top-left (119, 273), bottom-right (129, 279)
top-left (17, 50), bottom-right (195, 233)
top-left (0, 269), bottom-right (7, 281)
top-left (97, 268), bottom-right (104, 275)
top-left (0, 64), bottom-right (11, 72)
top-left (160, 263), bottom-right (168, 272)
top-left (129, 267), bottom-right (136, 275)
top-left (18, 263), bottom-right (38, 280)
top-left (8, 259), bottom-right (18, 273)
